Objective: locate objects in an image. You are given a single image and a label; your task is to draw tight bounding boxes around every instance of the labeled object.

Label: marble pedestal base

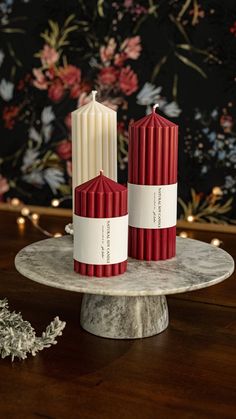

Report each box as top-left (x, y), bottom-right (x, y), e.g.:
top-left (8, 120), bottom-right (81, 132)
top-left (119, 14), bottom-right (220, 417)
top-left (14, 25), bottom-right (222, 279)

top-left (80, 294), bottom-right (169, 339)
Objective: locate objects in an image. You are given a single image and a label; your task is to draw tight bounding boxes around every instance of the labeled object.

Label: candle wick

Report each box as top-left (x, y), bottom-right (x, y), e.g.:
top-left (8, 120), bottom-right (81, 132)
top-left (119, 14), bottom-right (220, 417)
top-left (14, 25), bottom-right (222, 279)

top-left (92, 90), bottom-right (97, 101)
top-left (152, 103), bottom-right (159, 113)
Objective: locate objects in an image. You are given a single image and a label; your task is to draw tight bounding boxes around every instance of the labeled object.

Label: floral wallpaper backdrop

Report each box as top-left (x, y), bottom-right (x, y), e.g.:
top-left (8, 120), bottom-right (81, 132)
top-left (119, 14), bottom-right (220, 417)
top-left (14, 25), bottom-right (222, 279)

top-left (0, 0), bottom-right (236, 224)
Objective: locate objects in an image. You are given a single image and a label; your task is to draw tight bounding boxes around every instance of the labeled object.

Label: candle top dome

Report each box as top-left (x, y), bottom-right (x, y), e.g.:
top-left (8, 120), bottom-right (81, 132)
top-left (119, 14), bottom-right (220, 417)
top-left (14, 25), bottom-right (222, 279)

top-left (72, 90), bottom-right (115, 115)
top-left (130, 104), bottom-right (178, 128)
top-left (75, 171), bottom-right (126, 194)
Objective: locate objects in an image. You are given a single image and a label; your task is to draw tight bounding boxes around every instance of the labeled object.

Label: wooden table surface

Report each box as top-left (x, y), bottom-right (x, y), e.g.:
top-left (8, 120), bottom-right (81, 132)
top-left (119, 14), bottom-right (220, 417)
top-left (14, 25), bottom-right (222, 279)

top-left (0, 210), bottom-right (236, 419)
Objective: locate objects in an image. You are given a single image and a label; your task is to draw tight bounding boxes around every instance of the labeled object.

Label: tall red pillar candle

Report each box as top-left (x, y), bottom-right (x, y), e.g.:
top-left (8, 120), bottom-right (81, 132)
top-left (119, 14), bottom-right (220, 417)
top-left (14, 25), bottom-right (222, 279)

top-left (74, 171), bottom-right (128, 277)
top-left (128, 104), bottom-right (178, 261)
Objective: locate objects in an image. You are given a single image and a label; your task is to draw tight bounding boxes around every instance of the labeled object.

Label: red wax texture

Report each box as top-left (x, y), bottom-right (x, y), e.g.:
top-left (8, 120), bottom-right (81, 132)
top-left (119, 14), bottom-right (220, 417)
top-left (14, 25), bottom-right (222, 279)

top-left (128, 110), bottom-right (178, 261)
top-left (74, 172), bottom-right (128, 277)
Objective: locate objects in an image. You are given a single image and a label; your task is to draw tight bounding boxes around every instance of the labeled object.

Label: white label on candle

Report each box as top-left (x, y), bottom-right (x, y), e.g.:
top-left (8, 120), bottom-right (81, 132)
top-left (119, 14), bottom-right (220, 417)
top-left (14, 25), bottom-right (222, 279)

top-left (128, 183), bottom-right (177, 229)
top-left (73, 214), bottom-right (128, 265)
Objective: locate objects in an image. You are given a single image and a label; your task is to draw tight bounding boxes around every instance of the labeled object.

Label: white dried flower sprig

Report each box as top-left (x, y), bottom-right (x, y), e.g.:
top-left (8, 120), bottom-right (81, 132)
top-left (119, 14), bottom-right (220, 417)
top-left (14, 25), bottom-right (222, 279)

top-left (0, 298), bottom-right (66, 361)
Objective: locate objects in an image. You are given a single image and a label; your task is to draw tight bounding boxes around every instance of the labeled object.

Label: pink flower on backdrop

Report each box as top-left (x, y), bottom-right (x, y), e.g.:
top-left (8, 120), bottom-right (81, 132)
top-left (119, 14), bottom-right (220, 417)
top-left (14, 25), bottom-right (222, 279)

top-left (0, 176), bottom-right (9, 200)
top-left (114, 52), bottom-right (127, 67)
top-left (124, 0), bottom-right (133, 7)
top-left (59, 65), bottom-right (81, 86)
top-left (220, 115), bottom-right (233, 133)
top-left (48, 79), bottom-right (64, 102)
top-left (122, 36), bottom-right (142, 60)
top-left (40, 45), bottom-right (59, 67)
top-left (78, 91), bottom-right (91, 107)
top-left (101, 99), bottom-right (119, 111)
top-left (230, 22), bottom-right (236, 36)
top-left (3, 106), bottom-right (20, 129)
top-left (57, 140), bottom-right (72, 160)
top-left (65, 114), bottom-right (72, 130)
top-left (100, 38), bottom-right (117, 63)
top-left (32, 69), bottom-right (48, 90)
top-left (45, 67), bottom-right (56, 80)
top-left (70, 83), bottom-right (81, 99)
top-left (66, 161), bottom-right (72, 178)
top-left (119, 66), bottom-right (138, 95)
top-left (98, 66), bottom-right (119, 85)
top-left (133, 4), bottom-right (148, 15)
top-left (17, 74), bottom-right (32, 91)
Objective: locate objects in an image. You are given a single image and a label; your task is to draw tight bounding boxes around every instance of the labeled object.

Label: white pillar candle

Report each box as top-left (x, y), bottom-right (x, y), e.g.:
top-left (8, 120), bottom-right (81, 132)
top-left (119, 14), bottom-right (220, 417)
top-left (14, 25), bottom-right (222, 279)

top-left (72, 91), bottom-right (117, 200)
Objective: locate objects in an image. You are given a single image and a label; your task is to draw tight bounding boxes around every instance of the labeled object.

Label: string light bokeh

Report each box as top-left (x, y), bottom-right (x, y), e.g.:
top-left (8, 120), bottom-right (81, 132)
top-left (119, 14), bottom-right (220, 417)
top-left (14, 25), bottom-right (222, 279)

top-left (11, 198), bottom-right (63, 238)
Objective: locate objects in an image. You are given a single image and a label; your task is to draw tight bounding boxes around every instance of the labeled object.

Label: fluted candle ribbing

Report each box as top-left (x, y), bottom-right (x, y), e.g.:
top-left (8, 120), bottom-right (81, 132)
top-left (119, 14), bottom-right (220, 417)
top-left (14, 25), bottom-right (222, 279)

top-left (74, 171), bottom-right (128, 277)
top-left (71, 90), bottom-right (117, 201)
top-left (128, 105), bottom-right (178, 261)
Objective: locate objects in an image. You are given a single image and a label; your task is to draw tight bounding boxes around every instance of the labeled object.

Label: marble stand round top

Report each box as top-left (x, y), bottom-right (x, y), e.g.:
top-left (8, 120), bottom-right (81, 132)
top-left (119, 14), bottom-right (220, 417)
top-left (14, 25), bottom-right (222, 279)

top-left (15, 236), bottom-right (234, 297)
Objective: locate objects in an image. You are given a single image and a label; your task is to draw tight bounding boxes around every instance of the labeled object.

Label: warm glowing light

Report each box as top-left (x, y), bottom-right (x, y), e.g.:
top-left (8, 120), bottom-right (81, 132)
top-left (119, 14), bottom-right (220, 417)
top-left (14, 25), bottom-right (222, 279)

top-left (212, 186), bottom-right (223, 196)
top-left (11, 198), bottom-right (20, 207)
top-left (179, 231), bottom-right (188, 238)
top-left (211, 238), bottom-right (221, 247)
top-left (17, 217), bottom-right (25, 225)
top-left (187, 215), bottom-right (194, 222)
top-left (31, 213), bottom-right (39, 222)
top-left (51, 199), bottom-right (60, 207)
top-left (21, 207), bottom-right (30, 216)
top-left (54, 233), bottom-right (62, 238)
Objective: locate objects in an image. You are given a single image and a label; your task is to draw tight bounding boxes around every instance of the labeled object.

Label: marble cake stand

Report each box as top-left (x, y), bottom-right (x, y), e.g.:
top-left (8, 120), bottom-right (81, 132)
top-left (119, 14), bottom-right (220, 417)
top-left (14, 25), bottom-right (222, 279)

top-left (15, 236), bottom-right (234, 339)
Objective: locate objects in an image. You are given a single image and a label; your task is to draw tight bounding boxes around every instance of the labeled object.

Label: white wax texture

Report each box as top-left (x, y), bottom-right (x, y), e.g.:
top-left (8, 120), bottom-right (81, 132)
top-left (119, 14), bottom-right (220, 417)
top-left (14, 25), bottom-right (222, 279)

top-left (72, 92), bottom-right (117, 194)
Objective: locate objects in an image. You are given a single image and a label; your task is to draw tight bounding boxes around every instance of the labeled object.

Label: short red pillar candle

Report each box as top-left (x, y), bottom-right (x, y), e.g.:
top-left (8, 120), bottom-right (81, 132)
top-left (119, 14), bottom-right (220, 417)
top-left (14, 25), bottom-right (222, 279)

top-left (128, 105), bottom-right (178, 261)
top-left (74, 171), bottom-right (128, 277)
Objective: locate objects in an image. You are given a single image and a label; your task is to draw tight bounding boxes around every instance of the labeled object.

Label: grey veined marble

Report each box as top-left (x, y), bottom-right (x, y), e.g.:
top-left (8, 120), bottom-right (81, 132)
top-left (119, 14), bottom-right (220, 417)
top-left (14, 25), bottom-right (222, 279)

top-left (81, 295), bottom-right (168, 339)
top-left (15, 236), bottom-right (234, 339)
top-left (15, 235), bottom-right (234, 296)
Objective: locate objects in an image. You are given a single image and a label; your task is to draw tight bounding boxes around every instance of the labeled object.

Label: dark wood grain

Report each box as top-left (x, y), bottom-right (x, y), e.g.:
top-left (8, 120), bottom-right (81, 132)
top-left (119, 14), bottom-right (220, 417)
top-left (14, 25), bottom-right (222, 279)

top-left (0, 211), bottom-right (236, 419)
